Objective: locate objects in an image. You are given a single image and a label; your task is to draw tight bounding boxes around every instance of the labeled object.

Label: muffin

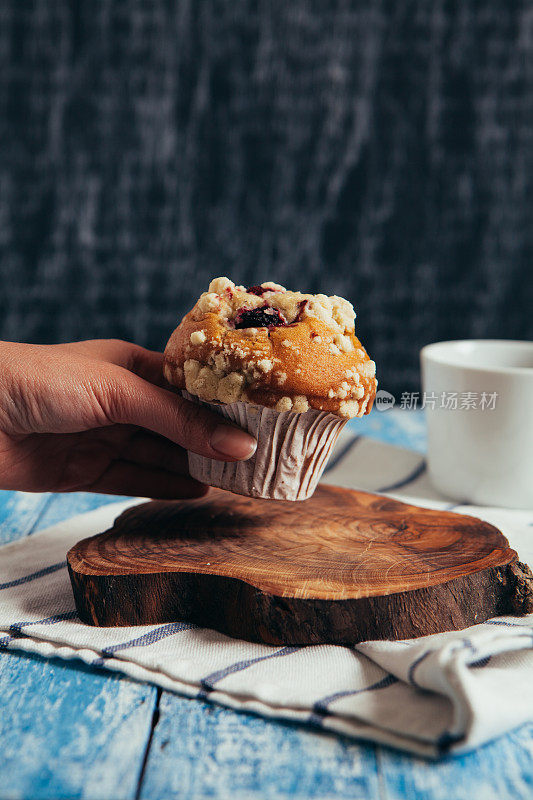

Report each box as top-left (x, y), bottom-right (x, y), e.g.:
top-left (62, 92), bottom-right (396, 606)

top-left (164, 277), bottom-right (377, 499)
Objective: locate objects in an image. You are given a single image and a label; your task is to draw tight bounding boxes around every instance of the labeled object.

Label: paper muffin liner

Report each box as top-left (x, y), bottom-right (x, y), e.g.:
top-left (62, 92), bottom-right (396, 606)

top-left (182, 391), bottom-right (347, 500)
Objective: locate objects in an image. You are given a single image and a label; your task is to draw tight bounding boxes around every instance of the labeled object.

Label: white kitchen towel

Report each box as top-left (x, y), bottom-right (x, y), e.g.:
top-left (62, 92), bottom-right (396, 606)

top-left (0, 432), bottom-right (532, 759)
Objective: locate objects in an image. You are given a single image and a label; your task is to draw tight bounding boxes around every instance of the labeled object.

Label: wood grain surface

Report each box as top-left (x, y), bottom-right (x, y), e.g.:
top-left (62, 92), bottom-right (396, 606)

top-left (67, 485), bottom-right (531, 644)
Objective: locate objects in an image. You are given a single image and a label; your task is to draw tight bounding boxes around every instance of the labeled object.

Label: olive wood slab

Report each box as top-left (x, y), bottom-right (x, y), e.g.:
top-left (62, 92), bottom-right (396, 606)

top-left (67, 486), bottom-right (533, 645)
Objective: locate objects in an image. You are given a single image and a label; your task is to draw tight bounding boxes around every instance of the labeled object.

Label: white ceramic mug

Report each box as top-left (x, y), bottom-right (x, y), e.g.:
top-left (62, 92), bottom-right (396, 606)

top-left (420, 340), bottom-right (533, 509)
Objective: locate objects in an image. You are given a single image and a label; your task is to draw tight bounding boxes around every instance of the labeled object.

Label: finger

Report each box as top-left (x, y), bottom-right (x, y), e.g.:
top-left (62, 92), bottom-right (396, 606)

top-left (69, 426), bottom-right (190, 473)
top-left (120, 431), bottom-right (189, 473)
top-left (66, 340), bottom-right (166, 386)
top-left (87, 460), bottom-right (209, 499)
top-left (100, 367), bottom-right (257, 462)
top-left (125, 347), bottom-right (166, 386)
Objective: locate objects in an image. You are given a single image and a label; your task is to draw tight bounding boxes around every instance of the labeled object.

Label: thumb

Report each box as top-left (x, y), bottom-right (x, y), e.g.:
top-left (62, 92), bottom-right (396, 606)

top-left (100, 367), bottom-right (257, 461)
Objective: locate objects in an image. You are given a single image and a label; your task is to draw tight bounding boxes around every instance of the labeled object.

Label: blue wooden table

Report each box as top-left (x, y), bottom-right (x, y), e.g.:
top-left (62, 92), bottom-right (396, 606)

top-left (1, 410), bottom-right (532, 800)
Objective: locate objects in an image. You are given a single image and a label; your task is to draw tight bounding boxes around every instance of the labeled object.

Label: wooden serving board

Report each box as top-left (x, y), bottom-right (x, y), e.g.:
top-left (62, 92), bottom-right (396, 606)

top-left (67, 486), bottom-right (533, 645)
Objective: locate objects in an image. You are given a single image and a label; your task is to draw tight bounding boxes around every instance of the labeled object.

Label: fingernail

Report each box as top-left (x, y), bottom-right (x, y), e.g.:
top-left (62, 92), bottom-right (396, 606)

top-left (210, 425), bottom-right (257, 460)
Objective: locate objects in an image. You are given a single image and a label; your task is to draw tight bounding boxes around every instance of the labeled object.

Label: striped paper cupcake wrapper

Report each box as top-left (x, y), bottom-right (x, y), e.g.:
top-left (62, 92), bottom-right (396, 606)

top-left (182, 391), bottom-right (347, 500)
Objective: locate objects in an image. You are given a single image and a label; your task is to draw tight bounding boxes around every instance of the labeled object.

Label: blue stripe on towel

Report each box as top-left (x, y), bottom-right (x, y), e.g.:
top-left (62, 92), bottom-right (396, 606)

top-left (0, 631), bottom-right (23, 648)
top-left (93, 621), bottom-right (197, 667)
top-left (9, 611), bottom-right (78, 632)
top-left (198, 646), bottom-right (299, 697)
top-left (459, 638), bottom-right (477, 655)
top-left (0, 611), bottom-right (77, 648)
top-left (484, 621), bottom-right (533, 645)
top-left (377, 460), bottom-right (427, 493)
top-left (484, 620), bottom-right (533, 630)
top-left (309, 673), bottom-right (398, 725)
top-left (407, 650), bottom-right (433, 688)
top-left (0, 561), bottom-right (66, 590)
top-left (471, 656), bottom-right (492, 669)
top-left (324, 435), bottom-right (362, 474)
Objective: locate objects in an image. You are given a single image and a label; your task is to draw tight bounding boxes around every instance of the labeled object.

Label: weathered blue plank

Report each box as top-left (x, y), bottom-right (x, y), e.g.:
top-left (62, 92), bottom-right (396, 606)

top-left (0, 650), bottom-right (157, 800)
top-left (378, 723), bottom-right (533, 800)
top-left (139, 693), bottom-right (381, 800)
top-left (0, 491), bottom-right (157, 800)
top-left (347, 409), bottom-right (426, 453)
top-left (32, 491), bottom-right (127, 532)
top-left (0, 491), bottom-right (52, 544)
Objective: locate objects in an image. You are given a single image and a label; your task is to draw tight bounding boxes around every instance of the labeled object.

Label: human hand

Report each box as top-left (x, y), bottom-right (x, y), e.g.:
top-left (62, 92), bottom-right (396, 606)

top-left (0, 339), bottom-right (256, 497)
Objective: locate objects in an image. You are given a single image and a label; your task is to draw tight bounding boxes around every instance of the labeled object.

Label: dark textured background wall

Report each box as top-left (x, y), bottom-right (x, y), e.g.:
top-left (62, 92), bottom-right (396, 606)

top-left (0, 1), bottom-right (532, 394)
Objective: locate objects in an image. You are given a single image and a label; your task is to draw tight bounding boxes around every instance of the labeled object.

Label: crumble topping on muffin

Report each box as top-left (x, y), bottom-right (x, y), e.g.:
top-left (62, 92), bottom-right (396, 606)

top-left (164, 277), bottom-right (377, 418)
top-left (196, 277), bottom-right (356, 333)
